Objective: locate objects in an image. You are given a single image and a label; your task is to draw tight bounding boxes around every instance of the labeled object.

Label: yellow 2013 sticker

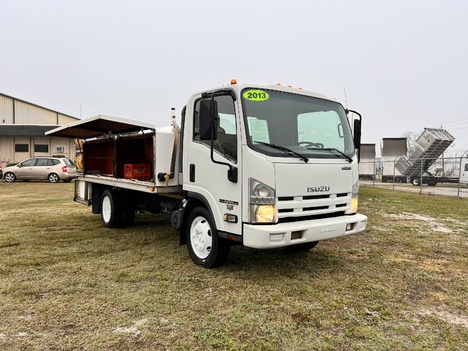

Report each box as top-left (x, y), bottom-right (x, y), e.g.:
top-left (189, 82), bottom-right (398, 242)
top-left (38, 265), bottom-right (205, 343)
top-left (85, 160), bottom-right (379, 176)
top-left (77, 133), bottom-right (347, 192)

top-left (243, 90), bottom-right (269, 101)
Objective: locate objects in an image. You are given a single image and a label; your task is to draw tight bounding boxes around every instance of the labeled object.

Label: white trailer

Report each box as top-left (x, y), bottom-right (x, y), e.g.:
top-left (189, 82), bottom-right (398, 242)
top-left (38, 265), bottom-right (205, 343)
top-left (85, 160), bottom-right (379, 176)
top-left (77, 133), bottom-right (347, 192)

top-left (359, 144), bottom-right (376, 180)
top-left (47, 81), bottom-right (367, 268)
top-left (381, 138), bottom-right (407, 183)
top-left (460, 158), bottom-right (468, 185)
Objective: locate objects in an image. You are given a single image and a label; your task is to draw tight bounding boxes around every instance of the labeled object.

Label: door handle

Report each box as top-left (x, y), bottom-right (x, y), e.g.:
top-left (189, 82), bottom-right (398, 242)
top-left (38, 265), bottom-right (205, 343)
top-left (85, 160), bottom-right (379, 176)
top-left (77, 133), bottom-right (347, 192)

top-left (190, 164), bottom-right (195, 182)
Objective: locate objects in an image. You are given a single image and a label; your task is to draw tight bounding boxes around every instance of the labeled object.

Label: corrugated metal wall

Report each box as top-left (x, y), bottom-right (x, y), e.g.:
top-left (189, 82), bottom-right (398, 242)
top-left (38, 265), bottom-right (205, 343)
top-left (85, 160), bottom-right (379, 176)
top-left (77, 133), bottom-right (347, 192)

top-left (58, 114), bottom-right (78, 125)
top-left (0, 95), bottom-right (14, 123)
top-left (15, 100), bottom-right (57, 124)
top-left (0, 93), bottom-right (79, 125)
top-left (0, 136), bottom-right (13, 163)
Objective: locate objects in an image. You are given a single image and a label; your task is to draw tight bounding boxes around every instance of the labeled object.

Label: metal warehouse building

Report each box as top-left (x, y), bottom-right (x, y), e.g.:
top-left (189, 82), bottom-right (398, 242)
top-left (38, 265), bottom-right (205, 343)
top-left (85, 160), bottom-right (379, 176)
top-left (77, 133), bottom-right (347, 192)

top-left (0, 93), bottom-right (79, 168)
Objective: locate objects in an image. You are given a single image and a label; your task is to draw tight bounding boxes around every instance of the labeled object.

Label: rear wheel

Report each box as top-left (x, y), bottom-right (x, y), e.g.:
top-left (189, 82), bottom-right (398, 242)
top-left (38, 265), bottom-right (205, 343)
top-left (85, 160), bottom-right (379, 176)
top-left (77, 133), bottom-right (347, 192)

top-left (4, 172), bottom-right (16, 182)
top-left (121, 192), bottom-right (135, 227)
top-left (411, 177), bottom-right (420, 186)
top-left (186, 206), bottom-right (230, 268)
top-left (101, 189), bottom-right (124, 228)
top-left (48, 173), bottom-right (60, 183)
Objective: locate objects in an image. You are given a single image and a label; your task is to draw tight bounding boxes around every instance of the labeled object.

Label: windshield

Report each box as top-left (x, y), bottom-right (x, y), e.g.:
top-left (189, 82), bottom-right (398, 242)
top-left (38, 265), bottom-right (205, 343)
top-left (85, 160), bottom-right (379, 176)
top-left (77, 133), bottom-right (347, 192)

top-left (242, 89), bottom-right (355, 160)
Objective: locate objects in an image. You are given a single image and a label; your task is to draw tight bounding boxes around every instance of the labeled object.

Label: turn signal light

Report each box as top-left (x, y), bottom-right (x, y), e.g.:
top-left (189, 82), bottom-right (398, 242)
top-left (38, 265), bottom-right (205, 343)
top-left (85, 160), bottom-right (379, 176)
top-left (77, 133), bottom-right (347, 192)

top-left (224, 213), bottom-right (238, 223)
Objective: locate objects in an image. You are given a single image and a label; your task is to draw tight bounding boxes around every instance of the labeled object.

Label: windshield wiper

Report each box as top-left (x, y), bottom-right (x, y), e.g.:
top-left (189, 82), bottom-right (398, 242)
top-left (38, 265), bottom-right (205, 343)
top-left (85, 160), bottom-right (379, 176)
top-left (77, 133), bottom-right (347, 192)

top-left (318, 147), bottom-right (353, 163)
top-left (257, 142), bottom-right (309, 163)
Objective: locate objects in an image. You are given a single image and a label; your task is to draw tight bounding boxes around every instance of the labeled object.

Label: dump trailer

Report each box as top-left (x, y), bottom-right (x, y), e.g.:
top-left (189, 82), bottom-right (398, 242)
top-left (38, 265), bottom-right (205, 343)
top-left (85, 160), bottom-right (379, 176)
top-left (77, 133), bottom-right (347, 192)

top-left (395, 128), bottom-right (455, 186)
top-left (47, 81), bottom-right (367, 268)
top-left (359, 144), bottom-right (376, 180)
top-left (381, 138), bottom-right (407, 183)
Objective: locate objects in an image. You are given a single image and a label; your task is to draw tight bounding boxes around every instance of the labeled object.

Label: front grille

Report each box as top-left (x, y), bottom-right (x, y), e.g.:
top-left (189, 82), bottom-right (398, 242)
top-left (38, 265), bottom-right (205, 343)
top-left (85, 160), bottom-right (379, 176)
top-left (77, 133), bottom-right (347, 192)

top-left (277, 211), bottom-right (346, 223)
top-left (276, 192), bottom-right (351, 222)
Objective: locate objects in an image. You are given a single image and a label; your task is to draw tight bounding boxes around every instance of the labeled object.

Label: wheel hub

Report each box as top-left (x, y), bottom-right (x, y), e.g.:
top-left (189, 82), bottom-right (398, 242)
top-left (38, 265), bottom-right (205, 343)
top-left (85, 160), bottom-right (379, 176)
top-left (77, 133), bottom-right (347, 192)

top-left (190, 217), bottom-right (212, 259)
top-left (102, 196), bottom-right (111, 223)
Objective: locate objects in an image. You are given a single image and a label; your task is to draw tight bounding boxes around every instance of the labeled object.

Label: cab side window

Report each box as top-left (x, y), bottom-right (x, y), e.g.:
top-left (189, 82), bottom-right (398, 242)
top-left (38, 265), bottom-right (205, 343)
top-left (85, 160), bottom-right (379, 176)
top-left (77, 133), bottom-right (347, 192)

top-left (193, 94), bottom-right (237, 162)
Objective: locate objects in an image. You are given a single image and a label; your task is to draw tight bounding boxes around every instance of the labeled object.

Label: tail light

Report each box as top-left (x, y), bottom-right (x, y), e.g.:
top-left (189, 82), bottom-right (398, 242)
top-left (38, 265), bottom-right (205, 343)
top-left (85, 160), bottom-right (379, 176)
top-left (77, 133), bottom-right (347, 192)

top-left (62, 166), bottom-right (67, 173)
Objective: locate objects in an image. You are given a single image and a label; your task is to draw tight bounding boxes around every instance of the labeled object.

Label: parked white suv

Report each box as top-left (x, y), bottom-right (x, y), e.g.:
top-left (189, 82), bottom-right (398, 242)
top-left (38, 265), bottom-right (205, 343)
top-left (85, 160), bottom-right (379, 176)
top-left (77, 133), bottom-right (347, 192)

top-left (2, 157), bottom-right (77, 183)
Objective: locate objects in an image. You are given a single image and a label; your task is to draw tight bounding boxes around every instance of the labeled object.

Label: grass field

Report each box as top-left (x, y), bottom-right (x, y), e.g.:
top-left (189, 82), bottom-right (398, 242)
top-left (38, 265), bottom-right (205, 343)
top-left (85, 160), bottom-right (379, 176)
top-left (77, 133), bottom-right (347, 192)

top-left (0, 182), bottom-right (467, 350)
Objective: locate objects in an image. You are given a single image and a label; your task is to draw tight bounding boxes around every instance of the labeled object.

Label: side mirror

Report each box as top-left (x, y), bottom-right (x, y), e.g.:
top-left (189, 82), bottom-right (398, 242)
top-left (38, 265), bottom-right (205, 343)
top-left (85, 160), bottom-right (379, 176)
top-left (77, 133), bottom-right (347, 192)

top-left (353, 119), bottom-right (362, 149)
top-left (199, 99), bottom-right (218, 141)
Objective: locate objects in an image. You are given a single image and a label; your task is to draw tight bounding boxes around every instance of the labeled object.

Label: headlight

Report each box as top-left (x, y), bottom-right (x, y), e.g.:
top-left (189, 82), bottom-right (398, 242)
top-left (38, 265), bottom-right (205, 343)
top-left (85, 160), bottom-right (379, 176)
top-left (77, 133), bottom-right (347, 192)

top-left (249, 178), bottom-right (276, 223)
top-left (350, 181), bottom-right (359, 213)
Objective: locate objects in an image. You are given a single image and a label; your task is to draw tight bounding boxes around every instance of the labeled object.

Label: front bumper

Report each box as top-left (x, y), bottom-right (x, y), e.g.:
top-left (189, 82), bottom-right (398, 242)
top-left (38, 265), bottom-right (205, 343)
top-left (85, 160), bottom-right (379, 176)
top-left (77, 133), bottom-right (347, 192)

top-left (243, 213), bottom-right (367, 249)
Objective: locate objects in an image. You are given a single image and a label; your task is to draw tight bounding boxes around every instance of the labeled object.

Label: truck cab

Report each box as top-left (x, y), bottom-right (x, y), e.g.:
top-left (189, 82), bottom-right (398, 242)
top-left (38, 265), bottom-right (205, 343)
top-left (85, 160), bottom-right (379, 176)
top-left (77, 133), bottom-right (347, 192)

top-left (180, 82), bottom-right (367, 266)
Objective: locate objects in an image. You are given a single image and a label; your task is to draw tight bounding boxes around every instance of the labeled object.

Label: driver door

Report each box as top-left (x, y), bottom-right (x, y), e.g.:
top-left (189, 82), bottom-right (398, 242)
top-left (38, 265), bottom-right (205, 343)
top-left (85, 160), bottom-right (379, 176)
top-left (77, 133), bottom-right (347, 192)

top-left (183, 93), bottom-right (242, 236)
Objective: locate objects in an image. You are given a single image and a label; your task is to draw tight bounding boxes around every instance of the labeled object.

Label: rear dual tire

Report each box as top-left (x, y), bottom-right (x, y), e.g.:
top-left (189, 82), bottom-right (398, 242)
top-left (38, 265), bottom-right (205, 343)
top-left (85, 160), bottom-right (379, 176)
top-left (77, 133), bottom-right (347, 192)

top-left (101, 189), bottom-right (135, 228)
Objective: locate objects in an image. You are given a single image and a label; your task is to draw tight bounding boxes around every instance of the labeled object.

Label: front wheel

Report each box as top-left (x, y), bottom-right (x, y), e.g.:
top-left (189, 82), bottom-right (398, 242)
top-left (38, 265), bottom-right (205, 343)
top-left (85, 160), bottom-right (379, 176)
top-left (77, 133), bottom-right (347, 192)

top-left (287, 241), bottom-right (319, 252)
top-left (186, 207), bottom-right (230, 268)
top-left (4, 172), bottom-right (16, 182)
top-left (411, 177), bottom-right (420, 186)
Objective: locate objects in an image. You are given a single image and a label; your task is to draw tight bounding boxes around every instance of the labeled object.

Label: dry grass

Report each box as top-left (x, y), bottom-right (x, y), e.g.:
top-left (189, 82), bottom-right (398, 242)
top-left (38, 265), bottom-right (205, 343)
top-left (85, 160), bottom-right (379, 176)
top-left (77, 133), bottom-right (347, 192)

top-left (0, 182), bottom-right (467, 350)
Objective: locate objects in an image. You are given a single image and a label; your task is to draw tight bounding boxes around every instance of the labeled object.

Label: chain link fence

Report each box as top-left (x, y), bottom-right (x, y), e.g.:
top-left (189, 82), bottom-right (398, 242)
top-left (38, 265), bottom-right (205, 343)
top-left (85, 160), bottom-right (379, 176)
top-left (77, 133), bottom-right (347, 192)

top-left (359, 156), bottom-right (468, 198)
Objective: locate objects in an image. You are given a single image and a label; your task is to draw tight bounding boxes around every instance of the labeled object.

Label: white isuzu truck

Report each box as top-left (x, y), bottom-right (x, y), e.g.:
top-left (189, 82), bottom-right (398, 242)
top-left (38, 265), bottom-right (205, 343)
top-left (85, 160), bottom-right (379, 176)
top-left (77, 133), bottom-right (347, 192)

top-left (47, 81), bottom-right (367, 267)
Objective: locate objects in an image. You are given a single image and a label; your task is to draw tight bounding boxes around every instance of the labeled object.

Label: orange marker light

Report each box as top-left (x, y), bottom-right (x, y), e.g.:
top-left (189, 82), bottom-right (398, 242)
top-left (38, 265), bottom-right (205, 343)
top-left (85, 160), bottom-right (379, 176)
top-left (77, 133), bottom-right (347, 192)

top-left (230, 79), bottom-right (237, 85)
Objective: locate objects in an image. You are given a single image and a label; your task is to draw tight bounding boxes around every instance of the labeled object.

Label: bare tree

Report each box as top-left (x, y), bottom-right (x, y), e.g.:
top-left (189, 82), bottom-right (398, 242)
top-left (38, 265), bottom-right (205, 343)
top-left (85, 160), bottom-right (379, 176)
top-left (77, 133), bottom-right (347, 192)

top-left (402, 131), bottom-right (419, 156)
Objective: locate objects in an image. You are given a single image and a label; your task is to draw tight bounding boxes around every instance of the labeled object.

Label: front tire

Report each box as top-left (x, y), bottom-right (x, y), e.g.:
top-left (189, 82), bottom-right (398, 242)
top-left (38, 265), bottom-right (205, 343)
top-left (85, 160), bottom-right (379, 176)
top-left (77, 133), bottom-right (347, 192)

top-left (4, 172), bottom-right (16, 182)
top-left (186, 207), bottom-right (230, 268)
top-left (287, 241), bottom-right (319, 252)
top-left (411, 177), bottom-right (420, 186)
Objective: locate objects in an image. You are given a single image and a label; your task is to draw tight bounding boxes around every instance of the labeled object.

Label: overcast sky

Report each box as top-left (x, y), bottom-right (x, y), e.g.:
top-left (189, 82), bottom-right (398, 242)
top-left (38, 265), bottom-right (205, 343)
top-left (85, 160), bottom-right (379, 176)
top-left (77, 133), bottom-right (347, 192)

top-left (2, 0), bottom-right (468, 156)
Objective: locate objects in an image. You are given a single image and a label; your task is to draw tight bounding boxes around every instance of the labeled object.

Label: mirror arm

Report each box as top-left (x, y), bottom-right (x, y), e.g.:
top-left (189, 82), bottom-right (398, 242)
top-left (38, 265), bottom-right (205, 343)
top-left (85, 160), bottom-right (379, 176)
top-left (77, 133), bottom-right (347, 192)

top-left (208, 92), bottom-right (238, 183)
